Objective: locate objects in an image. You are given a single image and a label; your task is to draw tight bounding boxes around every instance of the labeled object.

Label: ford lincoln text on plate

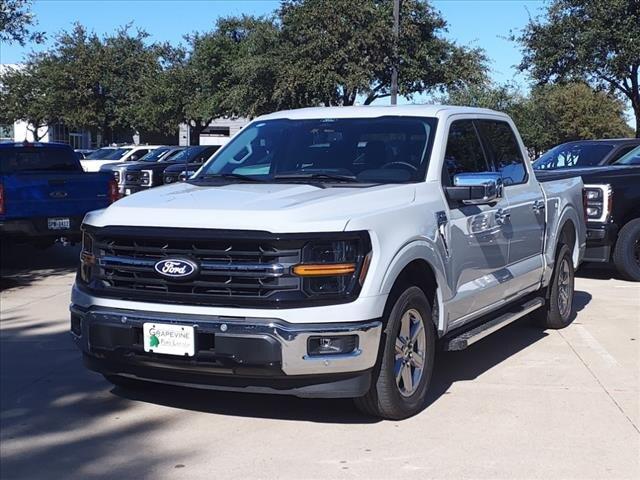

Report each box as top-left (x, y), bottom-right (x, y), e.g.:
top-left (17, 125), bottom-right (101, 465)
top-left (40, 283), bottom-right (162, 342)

top-left (71, 106), bottom-right (586, 419)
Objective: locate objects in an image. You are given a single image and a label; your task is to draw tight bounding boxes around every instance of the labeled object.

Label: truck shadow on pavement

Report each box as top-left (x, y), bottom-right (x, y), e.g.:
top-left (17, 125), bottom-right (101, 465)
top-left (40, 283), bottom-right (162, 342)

top-left (111, 290), bottom-right (592, 423)
top-left (0, 243), bottom-right (79, 291)
top-left (0, 291), bottom-right (592, 478)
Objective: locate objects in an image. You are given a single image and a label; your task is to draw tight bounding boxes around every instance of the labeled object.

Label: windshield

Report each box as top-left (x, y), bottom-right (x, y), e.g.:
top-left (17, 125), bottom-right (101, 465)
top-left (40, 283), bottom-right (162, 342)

top-left (84, 147), bottom-right (116, 160)
top-left (166, 147), bottom-right (205, 163)
top-left (613, 145), bottom-right (640, 165)
top-left (103, 148), bottom-right (132, 160)
top-left (533, 143), bottom-right (613, 170)
top-left (140, 147), bottom-right (170, 162)
top-left (0, 147), bottom-right (80, 173)
top-left (195, 117), bottom-right (437, 184)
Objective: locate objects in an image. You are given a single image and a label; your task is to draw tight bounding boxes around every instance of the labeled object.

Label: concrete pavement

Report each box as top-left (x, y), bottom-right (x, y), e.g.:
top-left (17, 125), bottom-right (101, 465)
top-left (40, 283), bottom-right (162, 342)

top-left (1, 244), bottom-right (638, 479)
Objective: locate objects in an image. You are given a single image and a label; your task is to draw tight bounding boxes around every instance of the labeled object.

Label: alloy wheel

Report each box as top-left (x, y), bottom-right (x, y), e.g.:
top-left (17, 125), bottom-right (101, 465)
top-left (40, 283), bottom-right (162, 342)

top-left (394, 308), bottom-right (427, 397)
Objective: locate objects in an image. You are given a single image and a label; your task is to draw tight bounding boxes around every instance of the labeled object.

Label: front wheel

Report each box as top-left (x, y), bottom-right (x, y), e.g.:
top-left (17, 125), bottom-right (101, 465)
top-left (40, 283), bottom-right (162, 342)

top-left (534, 243), bottom-right (575, 329)
top-left (355, 286), bottom-right (436, 420)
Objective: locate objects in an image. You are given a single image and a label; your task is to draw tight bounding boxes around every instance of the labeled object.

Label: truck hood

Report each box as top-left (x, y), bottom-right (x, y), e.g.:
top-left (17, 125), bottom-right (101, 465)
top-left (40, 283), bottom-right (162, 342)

top-left (85, 182), bottom-right (416, 232)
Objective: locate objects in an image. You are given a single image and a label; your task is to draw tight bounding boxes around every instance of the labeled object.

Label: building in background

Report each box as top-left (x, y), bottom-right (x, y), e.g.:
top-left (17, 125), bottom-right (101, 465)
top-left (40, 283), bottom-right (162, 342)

top-left (179, 117), bottom-right (249, 147)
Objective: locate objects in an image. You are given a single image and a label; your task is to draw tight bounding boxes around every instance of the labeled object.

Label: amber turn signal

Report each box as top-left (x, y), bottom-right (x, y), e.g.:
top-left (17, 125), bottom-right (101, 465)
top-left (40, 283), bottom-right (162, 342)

top-left (292, 263), bottom-right (356, 277)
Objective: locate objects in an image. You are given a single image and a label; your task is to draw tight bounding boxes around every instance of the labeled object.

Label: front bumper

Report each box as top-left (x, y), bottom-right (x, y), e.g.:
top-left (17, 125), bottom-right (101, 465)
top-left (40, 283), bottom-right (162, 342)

top-left (584, 222), bottom-right (618, 263)
top-left (71, 305), bottom-right (382, 398)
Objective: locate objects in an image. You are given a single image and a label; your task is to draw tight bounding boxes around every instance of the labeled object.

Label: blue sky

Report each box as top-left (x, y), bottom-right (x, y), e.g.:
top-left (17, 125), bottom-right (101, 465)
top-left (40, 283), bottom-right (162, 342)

top-left (0, 0), bottom-right (545, 90)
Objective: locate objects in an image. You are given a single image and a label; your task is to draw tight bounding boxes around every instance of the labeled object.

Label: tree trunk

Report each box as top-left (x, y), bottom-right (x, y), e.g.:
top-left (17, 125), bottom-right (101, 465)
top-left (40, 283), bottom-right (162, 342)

top-left (632, 96), bottom-right (640, 138)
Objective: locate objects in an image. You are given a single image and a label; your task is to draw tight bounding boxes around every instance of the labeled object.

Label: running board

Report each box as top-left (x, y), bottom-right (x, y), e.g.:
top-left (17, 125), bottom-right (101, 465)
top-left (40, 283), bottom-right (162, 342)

top-left (442, 297), bottom-right (545, 351)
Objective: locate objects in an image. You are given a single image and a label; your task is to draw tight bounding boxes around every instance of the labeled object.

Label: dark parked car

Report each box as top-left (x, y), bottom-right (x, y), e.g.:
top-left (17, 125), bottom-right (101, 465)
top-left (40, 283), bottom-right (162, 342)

top-left (536, 155), bottom-right (640, 281)
top-left (162, 145), bottom-right (222, 183)
top-left (0, 142), bottom-right (117, 247)
top-left (533, 139), bottom-right (640, 171)
top-left (118, 145), bottom-right (220, 195)
top-left (100, 146), bottom-right (184, 192)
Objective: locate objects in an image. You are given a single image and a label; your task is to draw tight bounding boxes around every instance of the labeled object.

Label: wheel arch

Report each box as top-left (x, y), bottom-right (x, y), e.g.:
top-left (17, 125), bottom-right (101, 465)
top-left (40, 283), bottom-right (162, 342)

top-left (379, 241), bottom-right (449, 334)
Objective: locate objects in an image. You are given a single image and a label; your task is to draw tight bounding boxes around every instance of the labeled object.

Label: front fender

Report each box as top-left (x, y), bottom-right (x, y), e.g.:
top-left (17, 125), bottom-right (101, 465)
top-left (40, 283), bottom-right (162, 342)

top-left (378, 239), bottom-right (449, 332)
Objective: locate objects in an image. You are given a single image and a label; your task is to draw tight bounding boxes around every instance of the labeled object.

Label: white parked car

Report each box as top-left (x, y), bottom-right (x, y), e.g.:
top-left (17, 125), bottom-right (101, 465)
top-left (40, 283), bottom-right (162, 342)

top-left (80, 145), bottom-right (163, 172)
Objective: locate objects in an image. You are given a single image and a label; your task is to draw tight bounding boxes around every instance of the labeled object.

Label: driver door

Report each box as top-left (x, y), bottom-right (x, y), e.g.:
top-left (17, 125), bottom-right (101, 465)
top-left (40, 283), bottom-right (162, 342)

top-left (442, 119), bottom-right (513, 326)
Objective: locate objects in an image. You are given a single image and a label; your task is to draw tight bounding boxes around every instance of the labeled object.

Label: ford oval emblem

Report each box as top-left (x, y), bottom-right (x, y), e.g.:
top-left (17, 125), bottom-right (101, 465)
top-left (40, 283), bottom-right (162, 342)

top-left (154, 258), bottom-right (198, 279)
top-left (49, 190), bottom-right (68, 199)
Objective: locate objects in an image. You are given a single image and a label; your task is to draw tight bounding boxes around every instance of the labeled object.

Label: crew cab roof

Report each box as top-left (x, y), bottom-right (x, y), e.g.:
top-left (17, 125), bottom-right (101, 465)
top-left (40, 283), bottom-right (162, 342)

top-left (256, 105), bottom-right (509, 121)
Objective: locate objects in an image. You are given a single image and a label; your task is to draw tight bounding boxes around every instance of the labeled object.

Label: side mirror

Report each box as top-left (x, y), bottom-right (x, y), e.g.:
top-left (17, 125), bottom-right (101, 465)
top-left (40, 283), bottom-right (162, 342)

top-left (445, 172), bottom-right (503, 205)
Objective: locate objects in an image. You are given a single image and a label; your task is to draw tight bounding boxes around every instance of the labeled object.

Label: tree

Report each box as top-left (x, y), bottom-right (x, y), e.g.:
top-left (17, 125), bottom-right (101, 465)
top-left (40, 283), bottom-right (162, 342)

top-left (274, 0), bottom-right (488, 107)
top-left (0, 64), bottom-right (55, 140)
top-left (514, 0), bottom-right (640, 137)
top-left (524, 83), bottom-right (634, 156)
top-left (1, 24), bottom-right (180, 144)
top-left (0, 0), bottom-right (44, 46)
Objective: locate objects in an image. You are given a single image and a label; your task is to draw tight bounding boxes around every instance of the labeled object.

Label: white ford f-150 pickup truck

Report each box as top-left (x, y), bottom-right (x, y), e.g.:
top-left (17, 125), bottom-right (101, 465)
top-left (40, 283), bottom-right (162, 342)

top-left (71, 106), bottom-right (586, 419)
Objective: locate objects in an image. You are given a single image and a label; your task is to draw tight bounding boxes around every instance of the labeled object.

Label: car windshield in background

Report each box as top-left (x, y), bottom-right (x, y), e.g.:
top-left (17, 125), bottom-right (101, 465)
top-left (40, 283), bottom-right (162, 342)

top-left (165, 147), bottom-right (205, 162)
top-left (84, 147), bottom-right (116, 159)
top-left (104, 148), bottom-right (132, 160)
top-left (140, 148), bottom-right (170, 162)
top-left (0, 147), bottom-right (79, 173)
top-left (614, 145), bottom-right (640, 165)
top-left (533, 143), bottom-right (613, 170)
top-left (194, 117), bottom-right (437, 184)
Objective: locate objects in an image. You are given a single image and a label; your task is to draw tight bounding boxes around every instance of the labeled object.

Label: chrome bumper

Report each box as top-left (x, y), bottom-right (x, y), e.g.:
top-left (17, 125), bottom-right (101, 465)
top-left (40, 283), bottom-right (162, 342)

top-left (71, 305), bottom-right (382, 376)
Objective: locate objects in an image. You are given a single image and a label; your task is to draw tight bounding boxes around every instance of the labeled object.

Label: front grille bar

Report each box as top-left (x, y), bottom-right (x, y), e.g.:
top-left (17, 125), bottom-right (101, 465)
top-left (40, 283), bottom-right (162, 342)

top-left (99, 255), bottom-right (287, 277)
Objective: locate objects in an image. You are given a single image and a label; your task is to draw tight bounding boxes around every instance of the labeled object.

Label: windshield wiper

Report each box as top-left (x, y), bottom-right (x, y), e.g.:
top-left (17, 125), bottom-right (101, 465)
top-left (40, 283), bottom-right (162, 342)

top-left (273, 172), bottom-right (358, 183)
top-left (197, 173), bottom-right (266, 182)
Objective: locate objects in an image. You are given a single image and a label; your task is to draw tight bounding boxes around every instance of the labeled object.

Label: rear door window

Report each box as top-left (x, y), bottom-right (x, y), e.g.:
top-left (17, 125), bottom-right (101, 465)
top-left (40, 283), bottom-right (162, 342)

top-left (476, 120), bottom-right (527, 185)
top-left (442, 120), bottom-right (489, 186)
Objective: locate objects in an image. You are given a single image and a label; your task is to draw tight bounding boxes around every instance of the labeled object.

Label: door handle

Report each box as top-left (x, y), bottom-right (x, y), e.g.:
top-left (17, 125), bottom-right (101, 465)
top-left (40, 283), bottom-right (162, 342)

top-left (495, 208), bottom-right (510, 225)
top-left (532, 200), bottom-right (545, 213)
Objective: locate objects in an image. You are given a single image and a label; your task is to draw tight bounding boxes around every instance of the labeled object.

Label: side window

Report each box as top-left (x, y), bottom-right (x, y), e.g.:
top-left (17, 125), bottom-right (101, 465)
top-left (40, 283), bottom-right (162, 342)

top-left (477, 120), bottom-right (526, 185)
top-left (443, 120), bottom-right (489, 186)
top-left (608, 145), bottom-right (637, 164)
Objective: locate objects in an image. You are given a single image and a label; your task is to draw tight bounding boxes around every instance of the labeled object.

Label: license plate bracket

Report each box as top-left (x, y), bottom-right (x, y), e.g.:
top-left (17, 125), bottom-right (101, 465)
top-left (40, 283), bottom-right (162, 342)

top-left (143, 323), bottom-right (195, 357)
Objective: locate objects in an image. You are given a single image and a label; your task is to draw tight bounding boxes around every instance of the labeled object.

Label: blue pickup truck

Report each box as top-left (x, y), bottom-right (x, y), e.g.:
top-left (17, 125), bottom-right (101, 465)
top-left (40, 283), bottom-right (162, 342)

top-left (0, 142), bottom-right (118, 247)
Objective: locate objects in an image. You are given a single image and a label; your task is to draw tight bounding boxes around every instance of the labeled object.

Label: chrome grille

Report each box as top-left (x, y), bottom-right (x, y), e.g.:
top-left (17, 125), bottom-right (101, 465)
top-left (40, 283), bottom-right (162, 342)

top-left (89, 229), bottom-right (304, 306)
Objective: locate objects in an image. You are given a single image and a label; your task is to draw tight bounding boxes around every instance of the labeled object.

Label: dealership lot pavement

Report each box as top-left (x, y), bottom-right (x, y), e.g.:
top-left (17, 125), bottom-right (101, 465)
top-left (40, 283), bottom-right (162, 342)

top-left (1, 244), bottom-right (638, 480)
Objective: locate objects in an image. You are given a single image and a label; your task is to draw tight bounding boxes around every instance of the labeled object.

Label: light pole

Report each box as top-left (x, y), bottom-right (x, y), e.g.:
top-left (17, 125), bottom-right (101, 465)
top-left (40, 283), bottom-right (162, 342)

top-left (390, 0), bottom-right (400, 105)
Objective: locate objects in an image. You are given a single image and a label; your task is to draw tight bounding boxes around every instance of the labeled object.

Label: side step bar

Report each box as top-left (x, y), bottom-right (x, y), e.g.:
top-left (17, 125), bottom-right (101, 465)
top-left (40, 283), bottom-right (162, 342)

top-left (442, 297), bottom-right (545, 351)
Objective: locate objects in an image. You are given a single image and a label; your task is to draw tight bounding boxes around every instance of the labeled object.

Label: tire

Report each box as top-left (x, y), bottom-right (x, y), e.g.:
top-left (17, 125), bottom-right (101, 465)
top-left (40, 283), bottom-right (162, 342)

top-left (612, 218), bottom-right (640, 282)
top-left (354, 285), bottom-right (436, 420)
top-left (103, 374), bottom-right (145, 389)
top-left (534, 244), bottom-right (575, 329)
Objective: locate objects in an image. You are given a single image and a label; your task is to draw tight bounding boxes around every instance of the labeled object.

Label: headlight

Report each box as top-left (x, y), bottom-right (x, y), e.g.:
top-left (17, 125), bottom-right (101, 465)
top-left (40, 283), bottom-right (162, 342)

top-left (140, 170), bottom-right (153, 186)
top-left (292, 236), bottom-right (371, 297)
top-left (79, 229), bottom-right (95, 283)
top-left (583, 185), bottom-right (612, 222)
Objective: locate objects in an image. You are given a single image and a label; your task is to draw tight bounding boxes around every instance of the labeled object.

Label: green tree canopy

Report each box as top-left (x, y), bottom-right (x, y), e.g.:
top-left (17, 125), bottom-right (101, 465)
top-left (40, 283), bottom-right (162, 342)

top-left (0, 24), bottom-right (178, 144)
top-left (0, 0), bottom-right (44, 46)
top-left (0, 63), bottom-right (54, 140)
top-left (513, 0), bottom-right (640, 137)
top-left (273, 0), bottom-right (488, 107)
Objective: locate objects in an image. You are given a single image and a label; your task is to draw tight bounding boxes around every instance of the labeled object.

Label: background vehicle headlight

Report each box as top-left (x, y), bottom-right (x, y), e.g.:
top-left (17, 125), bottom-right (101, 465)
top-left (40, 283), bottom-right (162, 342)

top-left (293, 236), bottom-right (371, 297)
top-left (140, 170), bottom-right (153, 186)
top-left (583, 185), bottom-right (612, 222)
